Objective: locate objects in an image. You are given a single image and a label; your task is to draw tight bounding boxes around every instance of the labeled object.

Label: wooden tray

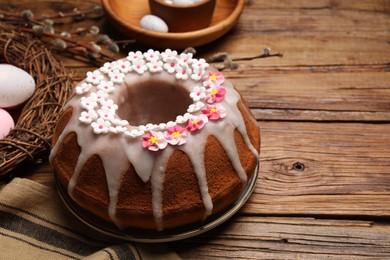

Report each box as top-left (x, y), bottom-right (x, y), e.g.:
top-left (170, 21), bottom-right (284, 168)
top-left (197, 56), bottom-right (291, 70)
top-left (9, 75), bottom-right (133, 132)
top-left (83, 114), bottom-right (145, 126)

top-left (102, 0), bottom-right (245, 49)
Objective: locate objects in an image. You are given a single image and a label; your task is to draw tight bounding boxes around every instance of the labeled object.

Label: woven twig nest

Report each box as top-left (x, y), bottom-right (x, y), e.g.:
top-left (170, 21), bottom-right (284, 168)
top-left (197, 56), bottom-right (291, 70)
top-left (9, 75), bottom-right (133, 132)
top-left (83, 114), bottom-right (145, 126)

top-left (0, 30), bottom-right (73, 178)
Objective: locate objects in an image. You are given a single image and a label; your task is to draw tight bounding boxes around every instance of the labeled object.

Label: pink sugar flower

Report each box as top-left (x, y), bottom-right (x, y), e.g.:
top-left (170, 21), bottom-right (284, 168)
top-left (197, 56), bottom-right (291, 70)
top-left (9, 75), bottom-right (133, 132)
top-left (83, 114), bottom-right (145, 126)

top-left (201, 103), bottom-right (227, 120)
top-left (186, 114), bottom-right (208, 132)
top-left (165, 126), bottom-right (188, 145)
top-left (202, 71), bottom-right (224, 87)
top-left (205, 86), bottom-right (226, 104)
top-left (142, 131), bottom-right (168, 151)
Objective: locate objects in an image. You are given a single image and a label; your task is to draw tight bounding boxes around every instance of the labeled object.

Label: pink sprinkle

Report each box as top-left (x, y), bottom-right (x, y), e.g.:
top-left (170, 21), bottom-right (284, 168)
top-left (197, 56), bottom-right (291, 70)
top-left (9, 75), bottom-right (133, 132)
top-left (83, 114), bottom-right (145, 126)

top-left (122, 65), bottom-right (125, 68)
top-left (182, 70), bottom-right (186, 75)
top-left (170, 63), bottom-right (175, 67)
top-left (99, 125), bottom-right (103, 129)
top-left (137, 65), bottom-right (140, 69)
top-left (153, 65), bottom-right (157, 69)
top-left (86, 115), bottom-right (90, 119)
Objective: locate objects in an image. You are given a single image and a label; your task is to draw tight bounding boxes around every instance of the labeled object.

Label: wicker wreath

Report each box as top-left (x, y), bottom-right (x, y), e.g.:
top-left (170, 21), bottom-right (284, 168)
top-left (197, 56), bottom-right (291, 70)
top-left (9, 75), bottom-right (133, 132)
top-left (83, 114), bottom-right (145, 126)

top-left (0, 31), bottom-right (73, 178)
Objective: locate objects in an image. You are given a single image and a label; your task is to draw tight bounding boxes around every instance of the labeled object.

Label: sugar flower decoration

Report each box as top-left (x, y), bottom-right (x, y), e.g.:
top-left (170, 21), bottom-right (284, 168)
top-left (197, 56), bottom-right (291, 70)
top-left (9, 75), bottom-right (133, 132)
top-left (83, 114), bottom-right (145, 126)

top-left (178, 52), bottom-right (193, 65)
top-left (190, 86), bottom-right (207, 102)
top-left (97, 107), bottom-right (115, 121)
top-left (100, 99), bottom-right (118, 111)
top-left (100, 61), bottom-right (117, 73)
top-left (116, 60), bottom-right (132, 73)
top-left (91, 118), bottom-right (111, 134)
top-left (142, 131), bottom-right (168, 151)
top-left (147, 60), bottom-right (163, 73)
top-left (165, 126), bottom-right (188, 145)
top-left (202, 104), bottom-right (227, 120)
top-left (80, 96), bottom-right (98, 110)
top-left (203, 71), bottom-right (225, 87)
top-left (205, 86), bottom-right (226, 104)
top-left (86, 70), bottom-right (104, 85)
top-left (79, 110), bottom-right (98, 124)
top-left (108, 69), bottom-right (125, 83)
top-left (186, 114), bottom-right (208, 132)
top-left (132, 59), bottom-right (147, 74)
top-left (163, 57), bottom-right (179, 74)
top-left (89, 90), bottom-right (108, 104)
top-left (75, 82), bottom-right (93, 95)
top-left (127, 51), bottom-right (143, 62)
top-left (144, 49), bottom-right (160, 62)
top-left (97, 81), bottom-right (115, 93)
top-left (175, 63), bottom-right (192, 80)
top-left (161, 49), bottom-right (178, 62)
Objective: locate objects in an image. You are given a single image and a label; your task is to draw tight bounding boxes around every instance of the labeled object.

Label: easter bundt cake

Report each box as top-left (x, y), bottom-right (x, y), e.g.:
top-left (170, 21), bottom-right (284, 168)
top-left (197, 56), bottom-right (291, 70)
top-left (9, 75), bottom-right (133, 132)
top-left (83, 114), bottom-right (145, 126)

top-left (50, 49), bottom-right (260, 232)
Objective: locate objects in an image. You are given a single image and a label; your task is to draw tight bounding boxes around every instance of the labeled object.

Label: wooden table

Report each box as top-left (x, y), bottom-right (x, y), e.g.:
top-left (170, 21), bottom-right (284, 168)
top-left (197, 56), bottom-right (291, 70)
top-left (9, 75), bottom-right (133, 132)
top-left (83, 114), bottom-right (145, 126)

top-left (3, 0), bottom-right (390, 258)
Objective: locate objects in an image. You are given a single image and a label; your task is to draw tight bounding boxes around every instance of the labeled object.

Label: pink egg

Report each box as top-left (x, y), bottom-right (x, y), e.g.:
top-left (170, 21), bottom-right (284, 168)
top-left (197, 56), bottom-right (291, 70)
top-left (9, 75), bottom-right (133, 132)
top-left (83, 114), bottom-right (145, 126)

top-left (0, 108), bottom-right (15, 138)
top-left (0, 64), bottom-right (36, 109)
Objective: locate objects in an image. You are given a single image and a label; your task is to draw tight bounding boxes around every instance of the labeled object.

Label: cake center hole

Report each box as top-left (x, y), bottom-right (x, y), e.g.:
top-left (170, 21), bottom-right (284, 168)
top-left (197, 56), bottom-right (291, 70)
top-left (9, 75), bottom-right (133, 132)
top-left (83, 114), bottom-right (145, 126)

top-left (117, 80), bottom-right (193, 126)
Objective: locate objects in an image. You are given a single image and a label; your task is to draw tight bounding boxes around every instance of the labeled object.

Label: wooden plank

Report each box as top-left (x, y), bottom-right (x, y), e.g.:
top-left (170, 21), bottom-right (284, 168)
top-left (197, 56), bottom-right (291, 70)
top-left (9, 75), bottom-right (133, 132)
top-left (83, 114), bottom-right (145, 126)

top-left (170, 216), bottom-right (390, 259)
top-left (243, 121), bottom-right (390, 217)
top-left (228, 71), bottom-right (390, 114)
top-left (252, 109), bottom-right (390, 122)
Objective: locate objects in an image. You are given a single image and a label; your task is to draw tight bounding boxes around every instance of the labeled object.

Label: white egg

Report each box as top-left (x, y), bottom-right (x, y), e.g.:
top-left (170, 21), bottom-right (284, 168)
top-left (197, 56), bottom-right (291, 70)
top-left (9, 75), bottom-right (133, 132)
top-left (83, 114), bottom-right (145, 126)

top-left (139, 15), bottom-right (169, 33)
top-left (172, 0), bottom-right (195, 5)
top-left (0, 108), bottom-right (15, 138)
top-left (0, 64), bottom-right (35, 109)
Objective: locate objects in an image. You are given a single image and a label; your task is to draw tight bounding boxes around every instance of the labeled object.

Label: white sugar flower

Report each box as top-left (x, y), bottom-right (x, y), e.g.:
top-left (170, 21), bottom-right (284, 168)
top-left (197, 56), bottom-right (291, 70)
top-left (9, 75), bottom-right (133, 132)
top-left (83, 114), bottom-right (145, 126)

top-left (187, 101), bottom-right (205, 113)
top-left (79, 110), bottom-right (98, 124)
top-left (124, 129), bottom-right (144, 137)
top-left (100, 99), bottom-right (118, 111)
top-left (163, 57), bottom-right (179, 74)
top-left (175, 63), bottom-right (192, 80)
top-left (97, 107), bottom-right (115, 121)
top-left (190, 86), bottom-right (207, 101)
top-left (89, 90), bottom-right (108, 104)
top-left (146, 60), bottom-right (163, 73)
top-left (86, 70), bottom-right (104, 85)
top-left (143, 49), bottom-right (160, 62)
top-left (109, 125), bottom-right (127, 134)
top-left (75, 82), bottom-right (93, 95)
top-left (91, 118), bottom-right (111, 134)
top-left (178, 52), bottom-right (193, 65)
top-left (191, 67), bottom-right (206, 81)
top-left (115, 60), bottom-right (132, 73)
top-left (100, 61), bottom-right (117, 73)
top-left (127, 51), bottom-right (143, 62)
top-left (112, 118), bottom-right (129, 127)
top-left (191, 58), bottom-right (208, 71)
top-left (80, 96), bottom-right (98, 110)
top-left (161, 49), bottom-right (178, 62)
top-left (146, 123), bottom-right (158, 131)
top-left (108, 69), bottom-right (125, 83)
top-left (132, 59), bottom-right (147, 74)
top-left (97, 81), bottom-right (115, 93)
top-left (158, 123), bottom-right (167, 130)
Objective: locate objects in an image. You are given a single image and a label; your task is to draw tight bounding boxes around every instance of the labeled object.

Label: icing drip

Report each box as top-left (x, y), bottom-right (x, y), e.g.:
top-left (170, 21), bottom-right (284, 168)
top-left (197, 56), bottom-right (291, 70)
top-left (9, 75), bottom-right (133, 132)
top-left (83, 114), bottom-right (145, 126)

top-left (150, 147), bottom-right (173, 230)
top-left (181, 139), bottom-right (213, 218)
top-left (50, 50), bottom-right (259, 230)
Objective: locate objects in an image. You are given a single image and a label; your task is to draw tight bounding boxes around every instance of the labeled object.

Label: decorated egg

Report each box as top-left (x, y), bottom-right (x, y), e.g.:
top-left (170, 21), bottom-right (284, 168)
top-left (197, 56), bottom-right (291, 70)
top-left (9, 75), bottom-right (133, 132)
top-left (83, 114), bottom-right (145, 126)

top-left (0, 108), bottom-right (14, 138)
top-left (0, 64), bottom-right (35, 109)
top-left (139, 15), bottom-right (169, 33)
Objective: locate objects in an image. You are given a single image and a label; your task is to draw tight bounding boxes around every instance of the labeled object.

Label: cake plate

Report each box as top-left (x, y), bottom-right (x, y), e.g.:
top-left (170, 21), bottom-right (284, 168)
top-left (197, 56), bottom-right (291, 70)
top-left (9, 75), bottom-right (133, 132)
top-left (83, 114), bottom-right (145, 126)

top-left (57, 164), bottom-right (259, 243)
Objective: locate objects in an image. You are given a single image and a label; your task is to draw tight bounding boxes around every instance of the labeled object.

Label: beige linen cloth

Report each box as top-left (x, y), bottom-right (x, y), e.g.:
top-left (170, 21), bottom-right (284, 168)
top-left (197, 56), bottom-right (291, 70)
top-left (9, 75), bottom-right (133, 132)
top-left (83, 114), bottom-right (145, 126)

top-left (0, 178), bottom-right (181, 260)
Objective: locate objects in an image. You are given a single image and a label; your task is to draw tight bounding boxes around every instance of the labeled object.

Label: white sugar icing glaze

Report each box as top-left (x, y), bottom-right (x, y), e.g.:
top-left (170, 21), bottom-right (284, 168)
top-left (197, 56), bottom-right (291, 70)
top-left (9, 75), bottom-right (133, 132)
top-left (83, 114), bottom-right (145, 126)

top-left (50, 49), bottom-right (259, 230)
